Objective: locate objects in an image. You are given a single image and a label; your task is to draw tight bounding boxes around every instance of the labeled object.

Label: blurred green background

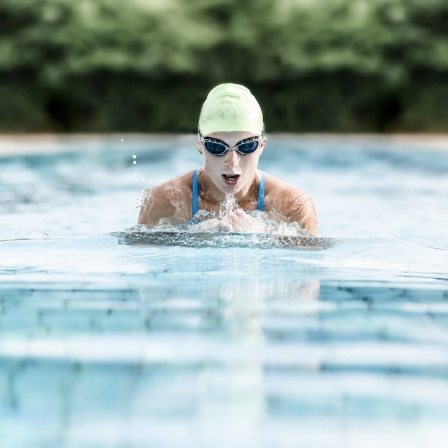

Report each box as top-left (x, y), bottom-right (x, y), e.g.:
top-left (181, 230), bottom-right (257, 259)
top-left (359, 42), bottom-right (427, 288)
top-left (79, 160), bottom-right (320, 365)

top-left (1, 0), bottom-right (448, 133)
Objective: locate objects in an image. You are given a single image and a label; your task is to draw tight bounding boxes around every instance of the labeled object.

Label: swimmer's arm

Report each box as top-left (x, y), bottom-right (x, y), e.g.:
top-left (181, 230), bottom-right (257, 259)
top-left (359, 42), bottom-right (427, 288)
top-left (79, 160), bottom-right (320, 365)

top-left (287, 192), bottom-right (319, 237)
top-left (138, 187), bottom-right (182, 227)
top-left (137, 189), bottom-right (163, 226)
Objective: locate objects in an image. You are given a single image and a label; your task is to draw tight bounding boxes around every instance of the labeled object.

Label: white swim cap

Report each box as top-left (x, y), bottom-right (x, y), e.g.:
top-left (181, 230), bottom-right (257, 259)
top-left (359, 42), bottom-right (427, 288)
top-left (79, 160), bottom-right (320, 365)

top-left (198, 83), bottom-right (264, 136)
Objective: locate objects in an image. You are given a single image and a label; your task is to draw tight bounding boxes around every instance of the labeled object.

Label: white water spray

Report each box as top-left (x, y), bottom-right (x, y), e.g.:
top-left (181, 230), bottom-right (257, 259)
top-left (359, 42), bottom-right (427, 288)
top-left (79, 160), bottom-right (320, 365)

top-left (219, 194), bottom-right (237, 218)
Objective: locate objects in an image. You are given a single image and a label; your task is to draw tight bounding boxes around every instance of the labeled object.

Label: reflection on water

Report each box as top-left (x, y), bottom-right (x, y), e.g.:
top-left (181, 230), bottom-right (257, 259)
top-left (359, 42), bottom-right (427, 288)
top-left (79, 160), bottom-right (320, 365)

top-left (138, 277), bottom-right (320, 333)
top-left (1, 281), bottom-right (448, 447)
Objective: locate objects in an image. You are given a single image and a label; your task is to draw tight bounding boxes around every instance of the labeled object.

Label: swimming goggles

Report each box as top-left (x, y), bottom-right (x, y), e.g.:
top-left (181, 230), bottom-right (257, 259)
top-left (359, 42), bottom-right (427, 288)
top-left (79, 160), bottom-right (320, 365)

top-left (199, 132), bottom-right (263, 156)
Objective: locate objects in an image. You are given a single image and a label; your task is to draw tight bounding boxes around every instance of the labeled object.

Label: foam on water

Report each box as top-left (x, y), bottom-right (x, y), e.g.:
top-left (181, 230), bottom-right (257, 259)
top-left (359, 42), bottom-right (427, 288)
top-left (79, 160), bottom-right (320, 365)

top-left (117, 191), bottom-right (324, 248)
top-left (114, 229), bottom-right (335, 249)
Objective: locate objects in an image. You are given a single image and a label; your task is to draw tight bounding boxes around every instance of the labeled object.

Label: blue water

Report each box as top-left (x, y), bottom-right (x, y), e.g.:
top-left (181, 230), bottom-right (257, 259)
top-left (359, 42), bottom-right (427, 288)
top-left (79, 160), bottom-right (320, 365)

top-left (0, 135), bottom-right (448, 448)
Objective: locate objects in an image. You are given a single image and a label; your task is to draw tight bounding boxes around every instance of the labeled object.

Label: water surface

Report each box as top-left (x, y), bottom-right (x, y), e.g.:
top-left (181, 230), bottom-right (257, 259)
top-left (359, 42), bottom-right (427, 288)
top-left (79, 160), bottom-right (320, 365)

top-left (0, 135), bottom-right (447, 448)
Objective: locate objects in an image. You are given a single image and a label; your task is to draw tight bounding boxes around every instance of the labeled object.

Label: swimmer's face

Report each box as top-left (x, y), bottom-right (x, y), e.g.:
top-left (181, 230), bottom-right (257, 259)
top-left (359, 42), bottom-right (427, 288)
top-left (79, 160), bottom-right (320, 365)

top-left (197, 131), bottom-right (266, 195)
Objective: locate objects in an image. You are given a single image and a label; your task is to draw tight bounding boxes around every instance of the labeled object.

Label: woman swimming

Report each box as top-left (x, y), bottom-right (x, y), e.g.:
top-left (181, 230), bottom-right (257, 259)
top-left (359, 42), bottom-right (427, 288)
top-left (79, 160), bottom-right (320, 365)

top-left (138, 83), bottom-right (318, 236)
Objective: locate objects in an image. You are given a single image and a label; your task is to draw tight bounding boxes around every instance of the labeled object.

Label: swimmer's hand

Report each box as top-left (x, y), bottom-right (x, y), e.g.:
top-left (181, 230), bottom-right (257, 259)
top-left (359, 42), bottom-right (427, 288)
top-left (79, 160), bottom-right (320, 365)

top-left (191, 218), bottom-right (231, 232)
top-left (224, 209), bottom-right (266, 233)
top-left (191, 210), bottom-right (266, 233)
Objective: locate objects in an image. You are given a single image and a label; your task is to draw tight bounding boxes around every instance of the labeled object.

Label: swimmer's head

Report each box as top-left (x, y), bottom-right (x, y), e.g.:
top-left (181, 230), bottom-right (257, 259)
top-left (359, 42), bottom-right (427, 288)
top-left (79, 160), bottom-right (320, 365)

top-left (198, 83), bottom-right (264, 136)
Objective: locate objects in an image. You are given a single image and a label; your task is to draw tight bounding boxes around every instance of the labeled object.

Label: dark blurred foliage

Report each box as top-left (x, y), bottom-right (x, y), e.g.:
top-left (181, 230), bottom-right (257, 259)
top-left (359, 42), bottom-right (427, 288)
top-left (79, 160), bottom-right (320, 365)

top-left (1, 0), bottom-right (448, 133)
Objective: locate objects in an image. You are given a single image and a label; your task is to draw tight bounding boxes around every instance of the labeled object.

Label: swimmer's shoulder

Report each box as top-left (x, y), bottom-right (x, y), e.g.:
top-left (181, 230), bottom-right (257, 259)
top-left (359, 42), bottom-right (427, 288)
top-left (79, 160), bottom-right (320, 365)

top-left (263, 172), bottom-right (314, 214)
top-left (138, 170), bottom-right (195, 226)
top-left (263, 172), bottom-right (318, 236)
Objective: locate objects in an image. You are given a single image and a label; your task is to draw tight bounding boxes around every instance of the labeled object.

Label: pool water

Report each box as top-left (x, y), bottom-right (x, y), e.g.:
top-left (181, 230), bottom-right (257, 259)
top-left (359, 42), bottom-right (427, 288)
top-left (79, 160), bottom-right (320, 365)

top-left (0, 135), bottom-right (447, 448)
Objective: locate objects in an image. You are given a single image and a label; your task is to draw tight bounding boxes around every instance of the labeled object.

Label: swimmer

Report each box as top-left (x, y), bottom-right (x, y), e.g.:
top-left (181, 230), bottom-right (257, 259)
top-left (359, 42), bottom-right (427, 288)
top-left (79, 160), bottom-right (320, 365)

top-left (138, 83), bottom-right (318, 236)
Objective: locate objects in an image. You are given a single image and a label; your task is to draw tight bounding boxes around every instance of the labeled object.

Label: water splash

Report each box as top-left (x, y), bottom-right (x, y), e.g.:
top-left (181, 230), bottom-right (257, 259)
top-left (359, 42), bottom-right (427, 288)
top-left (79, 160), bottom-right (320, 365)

top-left (116, 203), bottom-right (329, 249)
top-left (114, 226), bottom-right (334, 249)
top-left (219, 194), bottom-right (237, 218)
top-left (133, 188), bottom-right (316, 245)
